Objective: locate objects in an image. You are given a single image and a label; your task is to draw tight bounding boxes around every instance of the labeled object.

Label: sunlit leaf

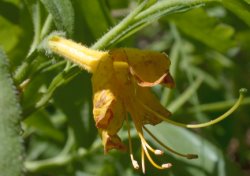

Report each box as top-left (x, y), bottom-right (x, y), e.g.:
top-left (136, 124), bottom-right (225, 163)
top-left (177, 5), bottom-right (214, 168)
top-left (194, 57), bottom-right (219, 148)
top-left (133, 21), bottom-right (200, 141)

top-left (0, 16), bottom-right (21, 52)
top-left (40, 0), bottom-right (74, 35)
top-left (167, 8), bottom-right (236, 52)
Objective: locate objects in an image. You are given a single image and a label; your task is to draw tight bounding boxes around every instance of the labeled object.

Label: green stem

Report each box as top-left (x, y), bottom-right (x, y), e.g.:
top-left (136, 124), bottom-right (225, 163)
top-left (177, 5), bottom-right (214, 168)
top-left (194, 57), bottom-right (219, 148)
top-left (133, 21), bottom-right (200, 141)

top-left (92, 0), bottom-right (149, 50)
top-left (135, 0), bottom-right (219, 22)
top-left (14, 51), bottom-right (38, 84)
top-left (23, 67), bottom-right (80, 117)
top-left (25, 148), bottom-right (87, 172)
top-left (25, 138), bottom-right (103, 173)
top-left (187, 97), bottom-right (250, 113)
top-left (15, 11), bottom-right (53, 84)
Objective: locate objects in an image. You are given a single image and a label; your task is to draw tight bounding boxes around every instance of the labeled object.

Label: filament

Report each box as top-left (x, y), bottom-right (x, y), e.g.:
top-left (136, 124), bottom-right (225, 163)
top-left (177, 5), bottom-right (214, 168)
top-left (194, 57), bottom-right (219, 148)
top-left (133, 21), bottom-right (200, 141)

top-left (125, 115), bottom-right (139, 169)
top-left (138, 132), bottom-right (163, 155)
top-left (141, 146), bottom-right (145, 174)
top-left (138, 88), bottom-right (247, 129)
top-left (143, 126), bottom-right (198, 159)
top-left (141, 140), bottom-right (171, 170)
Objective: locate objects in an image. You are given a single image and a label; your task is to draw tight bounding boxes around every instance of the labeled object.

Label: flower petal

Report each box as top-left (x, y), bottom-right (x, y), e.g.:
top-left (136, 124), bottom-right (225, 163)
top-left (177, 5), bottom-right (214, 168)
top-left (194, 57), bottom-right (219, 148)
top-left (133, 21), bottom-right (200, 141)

top-left (92, 56), bottom-right (126, 153)
top-left (101, 131), bottom-right (126, 153)
top-left (137, 87), bottom-right (171, 125)
top-left (92, 56), bottom-right (115, 129)
top-left (110, 48), bottom-right (175, 88)
top-left (93, 89), bottom-right (115, 129)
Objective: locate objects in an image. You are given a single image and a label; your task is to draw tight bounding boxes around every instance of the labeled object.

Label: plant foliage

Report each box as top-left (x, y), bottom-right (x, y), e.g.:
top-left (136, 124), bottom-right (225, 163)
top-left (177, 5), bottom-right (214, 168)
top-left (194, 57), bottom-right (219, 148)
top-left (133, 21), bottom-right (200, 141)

top-left (0, 0), bottom-right (249, 176)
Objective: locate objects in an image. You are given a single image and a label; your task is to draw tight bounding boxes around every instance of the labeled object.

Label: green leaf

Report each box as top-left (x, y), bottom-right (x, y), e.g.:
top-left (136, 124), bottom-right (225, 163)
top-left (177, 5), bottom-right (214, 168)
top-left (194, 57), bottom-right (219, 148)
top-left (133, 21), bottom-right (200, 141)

top-left (222, 0), bottom-right (250, 27)
top-left (237, 30), bottom-right (250, 50)
top-left (0, 48), bottom-right (23, 176)
top-left (168, 8), bottom-right (236, 52)
top-left (93, 0), bottom-right (219, 49)
top-left (40, 0), bottom-right (74, 36)
top-left (53, 73), bottom-right (97, 148)
top-left (74, 0), bottom-right (113, 40)
top-left (23, 0), bottom-right (42, 56)
top-left (146, 123), bottom-right (243, 176)
top-left (244, 0), bottom-right (250, 4)
top-left (24, 110), bottom-right (64, 142)
top-left (0, 16), bottom-right (21, 52)
top-left (0, 1), bottom-right (20, 24)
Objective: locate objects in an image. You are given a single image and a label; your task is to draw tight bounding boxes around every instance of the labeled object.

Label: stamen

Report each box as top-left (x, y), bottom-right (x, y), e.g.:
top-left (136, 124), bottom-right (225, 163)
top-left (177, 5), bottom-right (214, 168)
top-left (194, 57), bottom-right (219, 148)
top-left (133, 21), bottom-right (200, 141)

top-left (143, 126), bottom-right (198, 159)
top-left (138, 88), bottom-right (247, 129)
top-left (141, 141), bottom-right (170, 170)
top-left (141, 146), bottom-right (145, 174)
top-left (155, 149), bottom-right (164, 156)
top-left (131, 155), bottom-right (139, 170)
top-left (162, 163), bottom-right (172, 169)
top-left (125, 116), bottom-right (139, 170)
top-left (138, 132), bottom-right (163, 156)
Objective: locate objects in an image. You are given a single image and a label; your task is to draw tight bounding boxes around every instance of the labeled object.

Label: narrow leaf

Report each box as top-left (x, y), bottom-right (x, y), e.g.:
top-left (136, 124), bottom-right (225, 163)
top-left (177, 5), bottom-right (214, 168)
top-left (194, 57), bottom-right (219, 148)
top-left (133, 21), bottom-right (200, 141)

top-left (40, 0), bottom-right (74, 35)
top-left (223, 0), bottom-right (250, 27)
top-left (75, 0), bottom-right (112, 39)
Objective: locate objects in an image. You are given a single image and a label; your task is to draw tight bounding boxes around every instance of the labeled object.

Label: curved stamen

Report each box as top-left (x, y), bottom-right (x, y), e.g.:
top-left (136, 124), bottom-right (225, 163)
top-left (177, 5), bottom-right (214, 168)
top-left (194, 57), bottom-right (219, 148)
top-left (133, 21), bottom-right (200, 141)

top-left (125, 115), bottom-right (139, 169)
top-left (143, 126), bottom-right (198, 159)
top-left (141, 140), bottom-right (171, 170)
top-left (138, 132), bottom-right (163, 155)
top-left (138, 88), bottom-right (247, 128)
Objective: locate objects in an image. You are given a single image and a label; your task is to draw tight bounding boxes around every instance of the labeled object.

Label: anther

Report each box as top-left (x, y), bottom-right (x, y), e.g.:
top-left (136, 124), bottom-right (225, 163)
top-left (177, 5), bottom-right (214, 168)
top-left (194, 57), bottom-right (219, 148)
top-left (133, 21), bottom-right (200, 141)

top-left (132, 159), bottom-right (139, 169)
top-left (162, 163), bottom-right (172, 169)
top-left (154, 149), bottom-right (164, 155)
top-left (143, 126), bottom-right (198, 159)
top-left (186, 154), bottom-right (198, 159)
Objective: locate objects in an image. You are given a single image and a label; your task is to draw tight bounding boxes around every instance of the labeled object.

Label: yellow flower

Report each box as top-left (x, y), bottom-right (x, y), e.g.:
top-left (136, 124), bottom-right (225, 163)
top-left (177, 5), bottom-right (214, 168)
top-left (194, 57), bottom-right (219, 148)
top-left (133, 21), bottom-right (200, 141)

top-left (92, 48), bottom-right (175, 171)
top-left (48, 36), bottom-right (246, 173)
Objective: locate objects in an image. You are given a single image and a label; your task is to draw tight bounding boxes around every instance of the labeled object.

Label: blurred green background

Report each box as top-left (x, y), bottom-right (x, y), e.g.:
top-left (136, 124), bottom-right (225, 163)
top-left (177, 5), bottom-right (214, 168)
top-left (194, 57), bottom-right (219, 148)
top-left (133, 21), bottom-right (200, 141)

top-left (0, 0), bottom-right (249, 176)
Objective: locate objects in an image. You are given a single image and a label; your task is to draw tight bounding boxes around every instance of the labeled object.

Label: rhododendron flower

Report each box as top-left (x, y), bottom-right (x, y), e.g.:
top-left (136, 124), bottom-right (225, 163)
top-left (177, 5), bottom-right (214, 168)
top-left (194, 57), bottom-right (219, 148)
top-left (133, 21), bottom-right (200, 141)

top-left (48, 36), bottom-right (245, 173)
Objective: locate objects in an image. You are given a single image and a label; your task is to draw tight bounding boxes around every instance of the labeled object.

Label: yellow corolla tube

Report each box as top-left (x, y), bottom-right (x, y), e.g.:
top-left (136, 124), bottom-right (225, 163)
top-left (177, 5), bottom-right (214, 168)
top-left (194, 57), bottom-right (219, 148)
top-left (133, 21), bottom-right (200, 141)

top-left (48, 36), bottom-right (107, 72)
top-left (46, 35), bottom-right (246, 173)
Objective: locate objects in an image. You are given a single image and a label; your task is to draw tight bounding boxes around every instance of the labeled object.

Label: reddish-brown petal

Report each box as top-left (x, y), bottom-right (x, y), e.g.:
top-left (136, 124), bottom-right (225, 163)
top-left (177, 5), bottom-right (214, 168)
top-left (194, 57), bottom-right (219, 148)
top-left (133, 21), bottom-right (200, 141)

top-left (102, 131), bottom-right (126, 153)
top-left (93, 89), bottom-right (115, 129)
